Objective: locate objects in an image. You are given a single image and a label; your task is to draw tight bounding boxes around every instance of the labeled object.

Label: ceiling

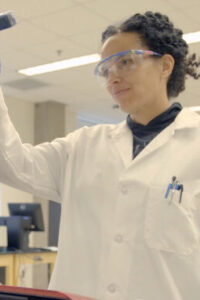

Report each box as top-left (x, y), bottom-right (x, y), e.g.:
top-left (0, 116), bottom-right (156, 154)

top-left (0, 0), bottom-right (199, 123)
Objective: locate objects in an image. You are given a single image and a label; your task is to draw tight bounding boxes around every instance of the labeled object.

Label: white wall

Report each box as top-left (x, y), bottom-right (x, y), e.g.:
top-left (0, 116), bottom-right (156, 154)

top-left (65, 106), bottom-right (77, 134)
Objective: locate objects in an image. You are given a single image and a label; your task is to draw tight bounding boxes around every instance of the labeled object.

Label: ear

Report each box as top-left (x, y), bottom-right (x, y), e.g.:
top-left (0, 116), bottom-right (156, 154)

top-left (160, 54), bottom-right (175, 79)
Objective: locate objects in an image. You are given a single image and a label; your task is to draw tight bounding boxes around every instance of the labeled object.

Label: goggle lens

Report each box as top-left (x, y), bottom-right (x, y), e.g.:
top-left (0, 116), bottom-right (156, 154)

top-left (95, 50), bottom-right (161, 87)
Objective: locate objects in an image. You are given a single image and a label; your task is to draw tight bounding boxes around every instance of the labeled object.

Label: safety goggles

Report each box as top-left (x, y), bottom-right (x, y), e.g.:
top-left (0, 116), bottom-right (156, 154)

top-left (94, 49), bottom-right (162, 86)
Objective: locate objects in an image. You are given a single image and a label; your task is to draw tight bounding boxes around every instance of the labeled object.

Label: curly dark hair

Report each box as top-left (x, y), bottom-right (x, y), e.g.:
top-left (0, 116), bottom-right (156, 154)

top-left (101, 11), bottom-right (200, 98)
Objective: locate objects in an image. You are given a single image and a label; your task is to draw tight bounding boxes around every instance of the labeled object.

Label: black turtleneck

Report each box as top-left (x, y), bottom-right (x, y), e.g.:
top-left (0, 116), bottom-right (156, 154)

top-left (126, 102), bottom-right (182, 158)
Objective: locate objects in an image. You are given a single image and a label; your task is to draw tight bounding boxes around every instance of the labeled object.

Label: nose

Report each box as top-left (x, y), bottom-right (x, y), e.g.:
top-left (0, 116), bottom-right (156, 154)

top-left (106, 69), bottom-right (122, 86)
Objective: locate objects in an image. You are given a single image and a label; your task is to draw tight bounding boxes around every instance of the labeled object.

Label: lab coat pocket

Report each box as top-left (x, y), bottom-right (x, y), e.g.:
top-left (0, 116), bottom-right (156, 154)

top-left (144, 185), bottom-right (199, 255)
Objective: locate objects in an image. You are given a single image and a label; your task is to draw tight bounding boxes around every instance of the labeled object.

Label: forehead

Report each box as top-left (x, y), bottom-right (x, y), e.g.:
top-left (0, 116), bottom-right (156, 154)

top-left (101, 32), bottom-right (147, 59)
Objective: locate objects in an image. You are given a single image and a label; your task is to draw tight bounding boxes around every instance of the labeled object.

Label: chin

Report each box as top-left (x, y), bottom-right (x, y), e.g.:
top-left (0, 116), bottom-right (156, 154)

top-left (118, 101), bottom-right (137, 116)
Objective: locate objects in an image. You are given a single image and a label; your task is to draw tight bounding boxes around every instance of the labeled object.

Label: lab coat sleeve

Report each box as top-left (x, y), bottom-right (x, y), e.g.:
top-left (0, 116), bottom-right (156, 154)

top-left (0, 87), bottom-right (72, 202)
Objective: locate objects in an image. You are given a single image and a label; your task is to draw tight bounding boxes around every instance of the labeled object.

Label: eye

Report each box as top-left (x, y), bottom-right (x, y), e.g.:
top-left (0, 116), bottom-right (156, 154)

top-left (117, 55), bottom-right (135, 69)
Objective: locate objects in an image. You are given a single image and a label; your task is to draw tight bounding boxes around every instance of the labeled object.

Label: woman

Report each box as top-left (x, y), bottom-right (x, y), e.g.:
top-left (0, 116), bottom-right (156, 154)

top-left (0, 11), bottom-right (200, 300)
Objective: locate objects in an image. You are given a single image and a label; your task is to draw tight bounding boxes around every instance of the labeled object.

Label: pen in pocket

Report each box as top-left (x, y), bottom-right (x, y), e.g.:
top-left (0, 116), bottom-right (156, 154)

top-left (164, 176), bottom-right (184, 204)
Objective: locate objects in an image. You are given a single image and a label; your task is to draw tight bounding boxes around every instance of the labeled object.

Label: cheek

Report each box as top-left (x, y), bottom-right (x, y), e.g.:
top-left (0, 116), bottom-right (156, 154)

top-left (131, 68), bottom-right (159, 92)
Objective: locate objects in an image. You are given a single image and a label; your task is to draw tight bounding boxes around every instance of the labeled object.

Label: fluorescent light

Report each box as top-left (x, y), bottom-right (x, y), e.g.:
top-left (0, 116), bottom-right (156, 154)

top-left (189, 106), bottom-right (200, 112)
top-left (183, 31), bottom-right (200, 44)
top-left (18, 53), bottom-right (100, 76)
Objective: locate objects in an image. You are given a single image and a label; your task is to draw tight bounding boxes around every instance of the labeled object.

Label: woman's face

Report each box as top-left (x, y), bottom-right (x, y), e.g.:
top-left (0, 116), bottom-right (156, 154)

top-left (101, 32), bottom-right (168, 123)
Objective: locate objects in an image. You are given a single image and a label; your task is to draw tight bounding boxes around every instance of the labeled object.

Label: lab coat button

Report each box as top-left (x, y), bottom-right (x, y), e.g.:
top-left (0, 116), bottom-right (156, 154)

top-left (107, 284), bottom-right (116, 293)
top-left (114, 234), bottom-right (123, 243)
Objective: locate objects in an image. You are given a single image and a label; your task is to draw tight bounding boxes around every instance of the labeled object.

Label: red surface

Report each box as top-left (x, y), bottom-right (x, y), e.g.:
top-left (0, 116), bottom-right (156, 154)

top-left (0, 285), bottom-right (96, 300)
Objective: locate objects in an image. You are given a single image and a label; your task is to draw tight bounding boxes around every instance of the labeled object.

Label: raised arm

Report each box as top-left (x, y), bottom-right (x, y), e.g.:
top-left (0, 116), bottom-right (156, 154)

top-left (0, 88), bottom-right (71, 202)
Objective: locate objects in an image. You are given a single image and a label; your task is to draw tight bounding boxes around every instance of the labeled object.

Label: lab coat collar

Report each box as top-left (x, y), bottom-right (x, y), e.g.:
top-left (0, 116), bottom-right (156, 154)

top-left (108, 120), bottom-right (133, 167)
top-left (108, 108), bottom-right (200, 168)
top-left (173, 107), bottom-right (200, 130)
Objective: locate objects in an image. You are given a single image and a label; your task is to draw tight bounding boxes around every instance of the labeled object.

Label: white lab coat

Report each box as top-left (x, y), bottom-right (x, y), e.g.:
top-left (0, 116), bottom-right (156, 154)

top-left (0, 87), bottom-right (200, 300)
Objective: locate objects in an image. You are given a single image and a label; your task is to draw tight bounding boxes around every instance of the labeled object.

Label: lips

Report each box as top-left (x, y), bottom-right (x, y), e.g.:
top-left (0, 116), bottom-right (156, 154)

top-left (112, 88), bottom-right (130, 98)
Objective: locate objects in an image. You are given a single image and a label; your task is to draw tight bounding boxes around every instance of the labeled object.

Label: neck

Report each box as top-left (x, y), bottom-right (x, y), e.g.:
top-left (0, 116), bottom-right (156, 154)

top-left (130, 97), bottom-right (170, 125)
